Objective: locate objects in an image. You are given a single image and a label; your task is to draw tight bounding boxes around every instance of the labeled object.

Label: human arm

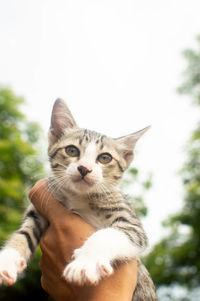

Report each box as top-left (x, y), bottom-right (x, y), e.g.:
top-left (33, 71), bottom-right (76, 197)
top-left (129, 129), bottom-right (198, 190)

top-left (29, 179), bottom-right (138, 301)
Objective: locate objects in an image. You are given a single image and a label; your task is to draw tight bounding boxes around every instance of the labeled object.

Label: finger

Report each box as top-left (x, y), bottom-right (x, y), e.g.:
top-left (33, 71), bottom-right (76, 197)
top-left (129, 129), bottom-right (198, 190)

top-left (41, 273), bottom-right (74, 301)
top-left (29, 179), bottom-right (48, 202)
top-left (40, 233), bottom-right (72, 267)
top-left (40, 274), bottom-right (50, 293)
top-left (84, 260), bottom-right (138, 301)
top-left (40, 234), bottom-right (59, 264)
top-left (29, 179), bottom-right (70, 221)
top-left (39, 256), bottom-right (53, 276)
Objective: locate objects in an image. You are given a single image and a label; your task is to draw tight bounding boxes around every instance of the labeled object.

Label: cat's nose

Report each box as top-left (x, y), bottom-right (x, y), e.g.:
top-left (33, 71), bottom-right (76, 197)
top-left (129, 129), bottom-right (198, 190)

top-left (77, 165), bottom-right (92, 178)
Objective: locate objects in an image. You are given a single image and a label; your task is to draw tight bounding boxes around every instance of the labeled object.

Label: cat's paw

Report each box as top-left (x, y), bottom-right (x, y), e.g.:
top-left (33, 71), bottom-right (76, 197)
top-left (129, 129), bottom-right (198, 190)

top-left (0, 248), bottom-right (26, 286)
top-left (71, 247), bottom-right (82, 260)
top-left (63, 248), bottom-right (113, 285)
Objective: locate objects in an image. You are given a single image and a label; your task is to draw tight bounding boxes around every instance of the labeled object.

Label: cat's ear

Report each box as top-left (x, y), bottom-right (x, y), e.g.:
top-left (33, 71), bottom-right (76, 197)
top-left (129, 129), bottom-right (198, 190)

top-left (116, 126), bottom-right (150, 166)
top-left (49, 98), bottom-right (77, 145)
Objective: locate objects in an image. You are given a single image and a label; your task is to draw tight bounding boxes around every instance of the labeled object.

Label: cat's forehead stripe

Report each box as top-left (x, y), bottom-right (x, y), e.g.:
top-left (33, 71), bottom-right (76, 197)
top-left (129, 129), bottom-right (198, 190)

top-left (49, 129), bottom-right (120, 161)
top-left (78, 129), bottom-right (107, 146)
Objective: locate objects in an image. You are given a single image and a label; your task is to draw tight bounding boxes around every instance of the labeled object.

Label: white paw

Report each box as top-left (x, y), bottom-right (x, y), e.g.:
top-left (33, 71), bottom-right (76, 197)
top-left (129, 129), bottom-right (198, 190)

top-left (71, 247), bottom-right (82, 260)
top-left (0, 248), bottom-right (26, 286)
top-left (63, 248), bottom-right (113, 285)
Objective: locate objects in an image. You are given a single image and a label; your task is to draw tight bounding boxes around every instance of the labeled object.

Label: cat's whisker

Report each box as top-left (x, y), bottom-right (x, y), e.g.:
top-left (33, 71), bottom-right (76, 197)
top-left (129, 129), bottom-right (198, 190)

top-left (40, 187), bottom-right (53, 213)
top-left (50, 178), bottom-right (67, 194)
top-left (0, 99), bottom-right (155, 299)
top-left (52, 163), bottom-right (68, 169)
top-left (48, 175), bottom-right (69, 197)
top-left (28, 178), bottom-right (49, 201)
top-left (47, 179), bottom-right (64, 196)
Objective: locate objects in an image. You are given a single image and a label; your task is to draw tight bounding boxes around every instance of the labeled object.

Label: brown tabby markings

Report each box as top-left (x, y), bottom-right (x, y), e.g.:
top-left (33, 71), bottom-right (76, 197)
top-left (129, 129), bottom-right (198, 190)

top-left (0, 99), bottom-right (156, 300)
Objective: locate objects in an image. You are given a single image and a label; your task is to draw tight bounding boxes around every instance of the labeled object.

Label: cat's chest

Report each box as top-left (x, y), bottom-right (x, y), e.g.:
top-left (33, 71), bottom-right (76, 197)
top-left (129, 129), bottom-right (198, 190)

top-left (62, 197), bottom-right (109, 229)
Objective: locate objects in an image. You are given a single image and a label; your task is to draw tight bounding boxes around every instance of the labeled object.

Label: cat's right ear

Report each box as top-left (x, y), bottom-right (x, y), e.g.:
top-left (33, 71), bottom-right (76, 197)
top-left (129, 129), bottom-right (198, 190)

top-left (49, 98), bottom-right (77, 145)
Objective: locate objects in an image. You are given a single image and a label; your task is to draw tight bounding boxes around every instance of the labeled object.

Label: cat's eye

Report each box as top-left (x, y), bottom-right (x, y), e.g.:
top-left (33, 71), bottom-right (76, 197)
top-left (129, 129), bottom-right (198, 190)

top-left (65, 145), bottom-right (80, 157)
top-left (98, 153), bottom-right (112, 164)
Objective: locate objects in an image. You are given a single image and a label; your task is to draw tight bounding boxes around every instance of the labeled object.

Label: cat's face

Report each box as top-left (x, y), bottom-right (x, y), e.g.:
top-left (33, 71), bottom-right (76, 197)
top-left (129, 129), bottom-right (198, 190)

top-left (48, 99), bottom-right (149, 195)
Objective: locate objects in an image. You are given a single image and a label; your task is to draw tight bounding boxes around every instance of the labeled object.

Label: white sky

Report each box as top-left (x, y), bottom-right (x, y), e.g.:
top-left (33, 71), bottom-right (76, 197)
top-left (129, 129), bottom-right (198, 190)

top-left (0, 0), bottom-right (200, 247)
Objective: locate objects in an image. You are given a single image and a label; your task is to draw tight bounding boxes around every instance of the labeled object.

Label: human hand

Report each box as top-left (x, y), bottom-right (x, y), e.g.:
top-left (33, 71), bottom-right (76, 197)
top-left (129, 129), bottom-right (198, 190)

top-left (29, 179), bottom-right (138, 301)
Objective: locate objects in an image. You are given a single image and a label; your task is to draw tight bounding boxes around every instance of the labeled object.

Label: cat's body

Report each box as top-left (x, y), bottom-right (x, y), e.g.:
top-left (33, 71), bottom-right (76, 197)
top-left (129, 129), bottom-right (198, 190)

top-left (0, 99), bottom-right (156, 300)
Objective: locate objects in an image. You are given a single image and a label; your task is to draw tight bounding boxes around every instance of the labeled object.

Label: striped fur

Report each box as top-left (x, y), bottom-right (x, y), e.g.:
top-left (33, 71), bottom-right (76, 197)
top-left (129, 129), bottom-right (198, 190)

top-left (4, 205), bottom-right (47, 261)
top-left (0, 99), bottom-right (156, 300)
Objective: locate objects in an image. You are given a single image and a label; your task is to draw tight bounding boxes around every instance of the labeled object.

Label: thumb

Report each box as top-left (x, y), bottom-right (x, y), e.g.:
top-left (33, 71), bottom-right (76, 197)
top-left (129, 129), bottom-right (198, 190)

top-left (29, 179), bottom-right (69, 221)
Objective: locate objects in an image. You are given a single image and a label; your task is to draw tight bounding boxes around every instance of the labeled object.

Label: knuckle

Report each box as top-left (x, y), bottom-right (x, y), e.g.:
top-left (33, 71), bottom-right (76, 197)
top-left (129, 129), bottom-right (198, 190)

top-left (40, 234), bottom-right (48, 251)
top-left (28, 179), bottom-right (47, 201)
top-left (40, 275), bottom-right (47, 290)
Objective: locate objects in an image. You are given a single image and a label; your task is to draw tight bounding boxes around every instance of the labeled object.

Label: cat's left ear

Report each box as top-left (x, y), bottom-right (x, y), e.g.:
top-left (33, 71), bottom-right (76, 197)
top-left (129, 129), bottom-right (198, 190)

top-left (116, 126), bottom-right (150, 167)
top-left (49, 98), bottom-right (77, 145)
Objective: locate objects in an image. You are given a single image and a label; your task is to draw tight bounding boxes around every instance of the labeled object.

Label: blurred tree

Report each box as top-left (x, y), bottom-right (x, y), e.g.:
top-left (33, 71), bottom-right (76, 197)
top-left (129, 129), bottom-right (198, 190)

top-left (122, 167), bottom-right (152, 218)
top-left (144, 37), bottom-right (200, 300)
top-left (0, 87), bottom-right (47, 300)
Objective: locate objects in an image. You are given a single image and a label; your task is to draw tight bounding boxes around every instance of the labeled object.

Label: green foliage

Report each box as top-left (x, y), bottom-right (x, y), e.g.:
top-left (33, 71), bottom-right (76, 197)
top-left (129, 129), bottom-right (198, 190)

top-left (145, 37), bottom-right (200, 299)
top-left (122, 167), bottom-right (152, 218)
top-left (0, 87), bottom-right (46, 299)
top-left (177, 36), bottom-right (200, 105)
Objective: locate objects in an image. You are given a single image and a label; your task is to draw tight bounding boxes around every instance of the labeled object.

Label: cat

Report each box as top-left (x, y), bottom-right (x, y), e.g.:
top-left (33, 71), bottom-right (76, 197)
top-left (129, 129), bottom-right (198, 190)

top-left (0, 99), bottom-right (156, 300)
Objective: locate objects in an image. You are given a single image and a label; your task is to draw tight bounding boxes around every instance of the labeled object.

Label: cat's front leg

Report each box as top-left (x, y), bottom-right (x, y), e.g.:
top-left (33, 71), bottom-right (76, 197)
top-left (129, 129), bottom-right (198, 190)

top-left (0, 204), bottom-right (47, 286)
top-left (0, 248), bottom-right (26, 286)
top-left (63, 228), bottom-right (141, 285)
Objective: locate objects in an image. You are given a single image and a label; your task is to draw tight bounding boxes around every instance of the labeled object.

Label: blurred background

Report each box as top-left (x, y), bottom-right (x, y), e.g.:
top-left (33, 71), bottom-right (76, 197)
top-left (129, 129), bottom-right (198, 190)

top-left (0, 0), bottom-right (200, 300)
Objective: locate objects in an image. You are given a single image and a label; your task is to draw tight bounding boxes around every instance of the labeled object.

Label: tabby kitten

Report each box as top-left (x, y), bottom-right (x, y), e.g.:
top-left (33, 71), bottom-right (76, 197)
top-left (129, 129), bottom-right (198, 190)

top-left (0, 99), bottom-right (156, 300)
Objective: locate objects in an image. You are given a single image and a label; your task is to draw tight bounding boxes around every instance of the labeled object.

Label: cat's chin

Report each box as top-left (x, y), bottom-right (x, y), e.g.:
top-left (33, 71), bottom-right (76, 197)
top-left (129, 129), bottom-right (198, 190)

top-left (70, 178), bottom-right (97, 194)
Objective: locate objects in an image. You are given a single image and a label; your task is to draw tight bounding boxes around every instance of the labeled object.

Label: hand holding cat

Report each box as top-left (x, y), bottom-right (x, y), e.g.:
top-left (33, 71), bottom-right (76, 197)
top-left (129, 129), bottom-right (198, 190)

top-left (29, 179), bottom-right (138, 301)
top-left (0, 99), bottom-right (155, 300)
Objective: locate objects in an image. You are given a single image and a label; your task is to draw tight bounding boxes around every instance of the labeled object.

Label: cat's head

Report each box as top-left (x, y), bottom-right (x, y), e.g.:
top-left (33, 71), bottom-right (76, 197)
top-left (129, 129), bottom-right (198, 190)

top-left (48, 99), bottom-right (149, 195)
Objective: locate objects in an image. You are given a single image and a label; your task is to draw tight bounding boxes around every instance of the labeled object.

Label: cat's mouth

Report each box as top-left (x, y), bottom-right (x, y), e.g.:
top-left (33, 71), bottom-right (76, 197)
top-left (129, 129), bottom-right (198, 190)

top-left (72, 175), bottom-right (95, 187)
